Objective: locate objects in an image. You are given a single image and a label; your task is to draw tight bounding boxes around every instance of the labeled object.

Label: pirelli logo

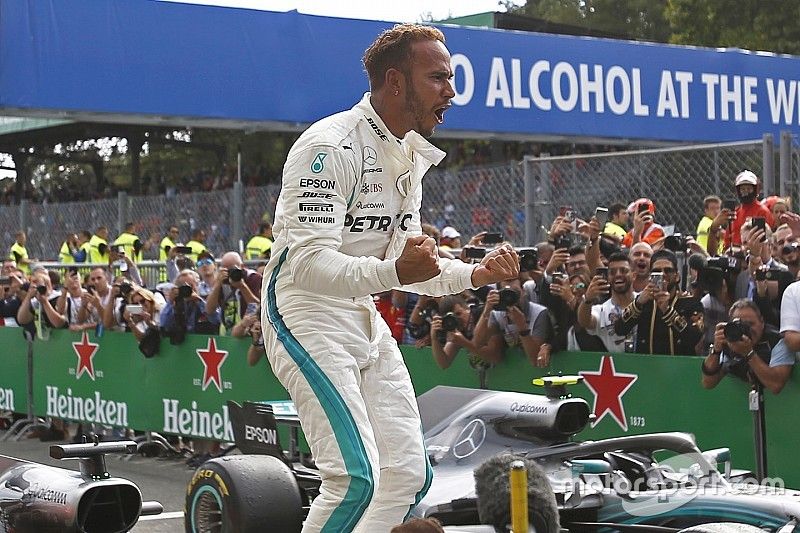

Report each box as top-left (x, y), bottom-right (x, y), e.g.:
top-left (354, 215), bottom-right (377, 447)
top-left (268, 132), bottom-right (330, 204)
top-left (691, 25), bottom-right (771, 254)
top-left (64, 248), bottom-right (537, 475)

top-left (298, 216), bottom-right (335, 224)
top-left (299, 203), bottom-right (334, 213)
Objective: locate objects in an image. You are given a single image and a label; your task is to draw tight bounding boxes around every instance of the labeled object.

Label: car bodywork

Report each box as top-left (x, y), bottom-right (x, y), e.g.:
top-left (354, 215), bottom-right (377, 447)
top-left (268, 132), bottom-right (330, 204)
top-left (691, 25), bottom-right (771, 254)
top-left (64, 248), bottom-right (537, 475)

top-left (200, 387), bottom-right (800, 532)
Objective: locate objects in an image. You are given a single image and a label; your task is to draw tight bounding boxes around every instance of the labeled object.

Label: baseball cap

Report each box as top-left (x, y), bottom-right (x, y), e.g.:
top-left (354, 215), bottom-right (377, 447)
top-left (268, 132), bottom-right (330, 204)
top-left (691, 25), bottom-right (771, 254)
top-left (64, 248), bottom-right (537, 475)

top-left (441, 226), bottom-right (461, 239)
top-left (735, 170), bottom-right (758, 187)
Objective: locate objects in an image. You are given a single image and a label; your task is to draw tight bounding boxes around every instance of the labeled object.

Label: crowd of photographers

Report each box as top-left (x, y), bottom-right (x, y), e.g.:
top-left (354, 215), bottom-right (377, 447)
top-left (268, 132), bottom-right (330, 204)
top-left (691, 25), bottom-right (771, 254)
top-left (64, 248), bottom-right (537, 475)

top-left (2, 168), bottom-right (798, 449)
top-left (380, 170), bottom-right (797, 396)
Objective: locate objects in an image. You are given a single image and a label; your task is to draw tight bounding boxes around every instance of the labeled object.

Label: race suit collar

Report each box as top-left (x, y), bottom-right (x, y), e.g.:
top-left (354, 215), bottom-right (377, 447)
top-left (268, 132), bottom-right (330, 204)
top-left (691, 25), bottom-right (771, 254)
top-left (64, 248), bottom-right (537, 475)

top-left (356, 93), bottom-right (446, 167)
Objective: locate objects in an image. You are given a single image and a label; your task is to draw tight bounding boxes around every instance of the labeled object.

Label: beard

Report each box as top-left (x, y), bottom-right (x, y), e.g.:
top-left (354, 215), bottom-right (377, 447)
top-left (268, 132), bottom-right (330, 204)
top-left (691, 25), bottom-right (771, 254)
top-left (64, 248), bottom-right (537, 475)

top-left (404, 84), bottom-right (433, 138)
top-left (612, 279), bottom-right (632, 294)
top-left (737, 192), bottom-right (757, 204)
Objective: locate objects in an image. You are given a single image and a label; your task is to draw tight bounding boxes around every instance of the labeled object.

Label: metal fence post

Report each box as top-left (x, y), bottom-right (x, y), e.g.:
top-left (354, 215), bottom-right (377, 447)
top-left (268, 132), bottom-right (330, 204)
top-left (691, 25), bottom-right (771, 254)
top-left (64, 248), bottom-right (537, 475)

top-left (523, 157), bottom-right (536, 246)
top-left (762, 133), bottom-right (775, 197)
top-left (117, 191), bottom-right (128, 234)
top-left (232, 181), bottom-right (244, 252)
top-left (19, 199), bottom-right (28, 233)
top-left (780, 131), bottom-right (792, 198)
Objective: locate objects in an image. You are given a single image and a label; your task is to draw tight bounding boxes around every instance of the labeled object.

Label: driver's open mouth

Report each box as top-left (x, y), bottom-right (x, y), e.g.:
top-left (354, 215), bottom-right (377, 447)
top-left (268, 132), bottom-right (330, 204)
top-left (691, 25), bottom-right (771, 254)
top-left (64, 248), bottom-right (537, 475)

top-left (434, 105), bottom-right (450, 124)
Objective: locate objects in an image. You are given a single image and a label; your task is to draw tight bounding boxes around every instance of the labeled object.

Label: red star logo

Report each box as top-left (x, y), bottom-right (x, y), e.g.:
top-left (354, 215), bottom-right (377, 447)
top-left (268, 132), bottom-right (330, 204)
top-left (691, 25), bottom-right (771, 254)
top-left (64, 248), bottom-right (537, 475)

top-left (580, 355), bottom-right (638, 431)
top-left (72, 331), bottom-right (99, 381)
top-left (196, 338), bottom-right (228, 392)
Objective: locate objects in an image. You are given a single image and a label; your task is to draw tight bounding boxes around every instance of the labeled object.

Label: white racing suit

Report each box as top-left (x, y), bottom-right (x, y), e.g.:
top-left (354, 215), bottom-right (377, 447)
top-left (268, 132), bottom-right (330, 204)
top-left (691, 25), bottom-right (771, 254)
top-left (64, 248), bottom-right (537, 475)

top-left (261, 93), bottom-right (476, 532)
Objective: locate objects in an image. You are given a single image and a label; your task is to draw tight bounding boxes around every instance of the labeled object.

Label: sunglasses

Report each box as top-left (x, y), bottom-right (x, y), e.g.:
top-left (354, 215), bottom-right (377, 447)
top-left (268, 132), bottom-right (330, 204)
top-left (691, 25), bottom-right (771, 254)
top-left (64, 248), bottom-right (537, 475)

top-left (197, 258), bottom-right (214, 267)
top-left (651, 267), bottom-right (676, 274)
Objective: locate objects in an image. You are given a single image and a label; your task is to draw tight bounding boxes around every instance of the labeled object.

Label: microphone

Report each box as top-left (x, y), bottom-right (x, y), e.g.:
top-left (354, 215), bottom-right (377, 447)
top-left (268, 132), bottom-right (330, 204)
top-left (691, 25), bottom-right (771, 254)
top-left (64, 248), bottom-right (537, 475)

top-left (473, 453), bottom-right (560, 533)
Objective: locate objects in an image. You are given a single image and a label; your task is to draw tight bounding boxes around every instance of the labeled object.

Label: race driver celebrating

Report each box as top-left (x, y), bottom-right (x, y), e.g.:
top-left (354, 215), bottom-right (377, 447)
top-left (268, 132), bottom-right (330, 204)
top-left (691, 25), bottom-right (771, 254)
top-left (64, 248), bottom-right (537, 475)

top-left (261, 24), bottom-right (520, 532)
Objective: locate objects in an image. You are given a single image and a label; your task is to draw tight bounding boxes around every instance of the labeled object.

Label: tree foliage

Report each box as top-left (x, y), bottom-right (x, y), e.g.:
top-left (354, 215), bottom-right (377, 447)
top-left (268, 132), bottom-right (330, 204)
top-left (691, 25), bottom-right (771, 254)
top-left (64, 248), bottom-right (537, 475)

top-left (666, 0), bottom-right (800, 55)
top-left (511, 0), bottom-right (800, 55)
top-left (511, 0), bottom-right (671, 42)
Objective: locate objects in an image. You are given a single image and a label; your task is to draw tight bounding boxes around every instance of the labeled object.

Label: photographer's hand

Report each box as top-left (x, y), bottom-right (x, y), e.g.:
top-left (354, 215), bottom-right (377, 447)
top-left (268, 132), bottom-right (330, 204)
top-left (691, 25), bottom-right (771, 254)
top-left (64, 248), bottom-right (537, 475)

top-left (468, 231), bottom-right (487, 247)
top-left (545, 249), bottom-right (568, 275)
top-left (585, 275), bottom-right (609, 303)
top-left (429, 316), bottom-right (442, 341)
top-left (449, 330), bottom-right (466, 346)
top-left (484, 290), bottom-right (499, 313)
top-left (654, 290), bottom-right (671, 313)
top-left (728, 334), bottom-right (754, 359)
top-left (548, 216), bottom-right (572, 239)
top-left (216, 268), bottom-right (229, 288)
top-left (471, 245), bottom-right (519, 287)
top-left (506, 305), bottom-right (527, 330)
top-left (396, 236), bottom-right (440, 285)
top-left (713, 323), bottom-right (726, 354)
top-left (636, 283), bottom-right (654, 305)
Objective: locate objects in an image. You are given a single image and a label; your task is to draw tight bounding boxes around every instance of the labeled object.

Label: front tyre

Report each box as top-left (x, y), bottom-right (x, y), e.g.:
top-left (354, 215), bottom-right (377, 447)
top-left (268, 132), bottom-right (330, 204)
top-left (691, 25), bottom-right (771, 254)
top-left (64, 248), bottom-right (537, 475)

top-left (185, 455), bottom-right (303, 533)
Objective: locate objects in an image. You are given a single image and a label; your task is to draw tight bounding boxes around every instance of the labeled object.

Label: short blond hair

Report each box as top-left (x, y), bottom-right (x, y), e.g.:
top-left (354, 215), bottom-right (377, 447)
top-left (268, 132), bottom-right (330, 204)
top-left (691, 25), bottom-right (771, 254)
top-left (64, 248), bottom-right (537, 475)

top-left (363, 24), bottom-right (445, 90)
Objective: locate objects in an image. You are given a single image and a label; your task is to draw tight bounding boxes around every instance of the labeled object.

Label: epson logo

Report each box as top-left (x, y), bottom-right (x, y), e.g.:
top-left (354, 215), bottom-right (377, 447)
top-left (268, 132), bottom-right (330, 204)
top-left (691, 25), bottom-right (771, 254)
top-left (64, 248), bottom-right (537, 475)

top-left (299, 178), bottom-right (335, 189)
top-left (366, 117), bottom-right (389, 142)
top-left (298, 191), bottom-right (334, 199)
top-left (244, 424), bottom-right (278, 445)
top-left (299, 203), bottom-right (334, 213)
top-left (509, 402), bottom-right (548, 414)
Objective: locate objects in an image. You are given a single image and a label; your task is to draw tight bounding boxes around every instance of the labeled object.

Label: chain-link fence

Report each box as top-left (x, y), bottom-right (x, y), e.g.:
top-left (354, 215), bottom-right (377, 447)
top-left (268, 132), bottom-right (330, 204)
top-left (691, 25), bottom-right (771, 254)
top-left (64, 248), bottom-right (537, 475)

top-left (8, 185), bottom-right (282, 261)
top-left (421, 162), bottom-right (525, 244)
top-left (523, 140), bottom-right (767, 244)
top-left (2, 137), bottom-right (798, 260)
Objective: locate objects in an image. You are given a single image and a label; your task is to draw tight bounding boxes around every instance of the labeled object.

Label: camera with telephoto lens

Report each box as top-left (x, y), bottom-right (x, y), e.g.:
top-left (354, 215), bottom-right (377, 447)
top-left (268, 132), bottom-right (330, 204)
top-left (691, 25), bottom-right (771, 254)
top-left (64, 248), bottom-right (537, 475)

top-left (177, 284), bottom-right (192, 299)
top-left (495, 287), bottom-right (519, 312)
top-left (119, 281), bottom-right (133, 297)
top-left (228, 267), bottom-right (244, 283)
top-left (755, 266), bottom-right (782, 282)
top-left (782, 242), bottom-right (800, 255)
top-left (663, 233), bottom-right (689, 253)
top-left (724, 318), bottom-right (752, 343)
top-left (408, 302), bottom-right (438, 340)
top-left (437, 312), bottom-right (460, 345)
top-left (518, 248), bottom-right (538, 271)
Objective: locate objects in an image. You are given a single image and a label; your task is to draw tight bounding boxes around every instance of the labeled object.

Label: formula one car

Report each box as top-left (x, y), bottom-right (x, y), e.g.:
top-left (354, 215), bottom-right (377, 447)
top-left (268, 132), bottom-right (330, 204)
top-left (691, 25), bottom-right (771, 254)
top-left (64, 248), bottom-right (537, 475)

top-left (0, 439), bottom-right (162, 533)
top-left (185, 380), bottom-right (800, 532)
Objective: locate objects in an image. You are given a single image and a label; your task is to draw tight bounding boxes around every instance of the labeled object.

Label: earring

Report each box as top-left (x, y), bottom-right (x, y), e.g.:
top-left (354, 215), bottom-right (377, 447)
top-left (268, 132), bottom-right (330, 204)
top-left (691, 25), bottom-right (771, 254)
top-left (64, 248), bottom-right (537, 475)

top-left (394, 89), bottom-right (399, 96)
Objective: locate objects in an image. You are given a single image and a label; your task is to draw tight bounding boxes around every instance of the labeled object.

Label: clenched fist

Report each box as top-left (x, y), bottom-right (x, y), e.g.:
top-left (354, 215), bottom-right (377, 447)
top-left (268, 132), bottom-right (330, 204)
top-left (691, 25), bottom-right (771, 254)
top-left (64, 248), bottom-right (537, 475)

top-left (471, 244), bottom-right (520, 287)
top-left (396, 236), bottom-right (441, 285)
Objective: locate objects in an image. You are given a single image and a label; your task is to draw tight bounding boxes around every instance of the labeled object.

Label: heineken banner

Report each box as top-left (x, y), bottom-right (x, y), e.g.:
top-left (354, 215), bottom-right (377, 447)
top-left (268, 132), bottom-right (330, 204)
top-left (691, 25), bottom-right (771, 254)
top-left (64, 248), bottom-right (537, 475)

top-left (1, 329), bottom-right (798, 485)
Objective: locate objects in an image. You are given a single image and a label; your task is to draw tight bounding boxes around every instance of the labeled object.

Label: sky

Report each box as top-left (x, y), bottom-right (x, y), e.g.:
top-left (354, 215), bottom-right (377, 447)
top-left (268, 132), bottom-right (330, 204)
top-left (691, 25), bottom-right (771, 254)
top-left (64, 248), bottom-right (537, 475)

top-left (163, 0), bottom-right (520, 23)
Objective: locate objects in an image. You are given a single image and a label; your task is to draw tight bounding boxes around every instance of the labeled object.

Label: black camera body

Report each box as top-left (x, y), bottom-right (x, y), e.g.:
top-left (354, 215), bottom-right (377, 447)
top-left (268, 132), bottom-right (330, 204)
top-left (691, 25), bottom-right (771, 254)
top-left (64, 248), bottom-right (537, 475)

top-left (724, 318), bottom-right (752, 343)
top-left (663, 233), bottom-right (688, 253)
top-left (553, 233), bottom-right (573, 250)
top-left (228, 267), bottom-right (244, 283)
top-left (755, 266), bottom-right (782, 282)
top-left (36, 285), bottom-right (47, 295)
top-left (518, 248), bottom-right (538, 271)
top-left (782, 242), bottom-right (800, 255)
top-left (119, 282), bottom-right (133, 297)
top-left (177, 285), bottom-right (193, 299)
top-left (495, 288), bottom-right (520, 312)
top-left (440, 312), bottom-right (459, 333)
top-left (463, 247), bottom-right (487, 260)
